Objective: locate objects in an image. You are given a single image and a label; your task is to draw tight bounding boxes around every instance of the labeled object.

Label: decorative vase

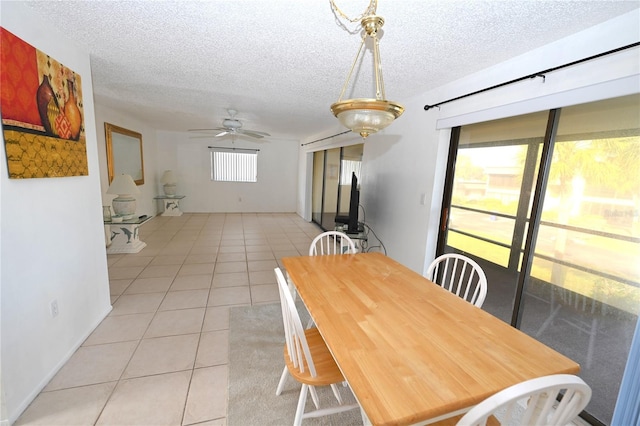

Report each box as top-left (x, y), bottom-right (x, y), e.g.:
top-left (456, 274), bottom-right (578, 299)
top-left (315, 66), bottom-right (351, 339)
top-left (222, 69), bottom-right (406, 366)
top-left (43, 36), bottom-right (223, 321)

top-left (112, 196), bottom-right (137, 219)
top-left (64, 79), bottom-right (82, 140)
top-left (102, 206), bottom-right (112, 222)
top-left (36, 74), bottom-right (59, 135)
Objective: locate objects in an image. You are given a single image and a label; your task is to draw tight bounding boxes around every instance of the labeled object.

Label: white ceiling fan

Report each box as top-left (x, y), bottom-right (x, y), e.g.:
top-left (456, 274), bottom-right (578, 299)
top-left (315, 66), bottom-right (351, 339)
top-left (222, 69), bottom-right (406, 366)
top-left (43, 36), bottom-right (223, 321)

top-left (189, 109), bottom-right (271, 139)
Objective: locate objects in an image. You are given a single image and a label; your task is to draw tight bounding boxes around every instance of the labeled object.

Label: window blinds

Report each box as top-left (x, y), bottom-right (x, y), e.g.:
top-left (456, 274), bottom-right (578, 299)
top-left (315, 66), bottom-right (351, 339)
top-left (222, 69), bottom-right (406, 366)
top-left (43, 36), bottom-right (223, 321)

top-left (208, 146), bottom-right (258, 182)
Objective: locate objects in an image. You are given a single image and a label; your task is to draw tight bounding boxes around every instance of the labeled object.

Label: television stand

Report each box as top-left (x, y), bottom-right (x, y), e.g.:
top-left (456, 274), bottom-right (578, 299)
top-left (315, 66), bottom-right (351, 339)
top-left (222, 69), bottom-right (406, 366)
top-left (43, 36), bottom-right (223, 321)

top-left (334, 215), bottom-right (349, 224)
top-left (334, 224), bottom-right (367, 252)
top-left (334, 216), bottom-right (363, 232)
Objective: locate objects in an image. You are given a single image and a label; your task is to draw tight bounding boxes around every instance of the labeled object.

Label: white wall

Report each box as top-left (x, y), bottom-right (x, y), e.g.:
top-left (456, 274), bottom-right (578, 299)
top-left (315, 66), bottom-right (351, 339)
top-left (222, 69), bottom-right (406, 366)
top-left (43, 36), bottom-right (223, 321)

top-left (94, 104), bottom-right (158, 218)
top-left (156, 132), bottom-right (298, 213)
top-left (299, 9), bottom-right (640, 274)
top-left (360, 99), bottom-right (448, 274)
top-left (0, 3), bottom-right (112, 423)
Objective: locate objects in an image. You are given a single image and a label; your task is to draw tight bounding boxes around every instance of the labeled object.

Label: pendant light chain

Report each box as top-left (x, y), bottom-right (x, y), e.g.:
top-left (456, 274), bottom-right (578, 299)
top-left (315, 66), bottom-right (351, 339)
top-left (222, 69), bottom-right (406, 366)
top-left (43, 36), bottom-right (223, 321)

top-left (329, 0), bottom-right (404, 139)
top-left (330, 0), bottom-right (377, 23)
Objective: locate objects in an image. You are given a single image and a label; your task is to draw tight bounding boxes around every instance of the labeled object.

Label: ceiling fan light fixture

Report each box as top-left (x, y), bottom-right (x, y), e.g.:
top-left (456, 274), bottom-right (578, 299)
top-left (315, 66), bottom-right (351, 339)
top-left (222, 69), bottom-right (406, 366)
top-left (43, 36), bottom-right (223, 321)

top-left (222, 118), bottom-right (242, 129)
top-left (188, 108), bottom-right (270, 139)
top-left (330, 3), bottom-right (404, 139)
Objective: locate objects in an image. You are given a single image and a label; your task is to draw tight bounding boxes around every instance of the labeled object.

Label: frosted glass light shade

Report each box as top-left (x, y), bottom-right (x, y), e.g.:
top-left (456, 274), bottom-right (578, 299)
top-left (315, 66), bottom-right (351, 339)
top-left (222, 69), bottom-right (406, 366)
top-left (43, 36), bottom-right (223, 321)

top-left (331, 98), bottom-right (404, 138)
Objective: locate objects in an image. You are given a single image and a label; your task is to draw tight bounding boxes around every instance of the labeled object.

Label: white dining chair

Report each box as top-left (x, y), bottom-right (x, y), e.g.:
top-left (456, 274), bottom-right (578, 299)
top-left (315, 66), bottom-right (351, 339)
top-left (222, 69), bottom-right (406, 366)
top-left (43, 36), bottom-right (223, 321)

top-left (291, 229), bottom-right (356, 321)
top-left (284, 230), bottom-right (355, 301)
top-left (425, 253), bottom-right (488, 308)
top-left (278, 230), bottom-right (355, 399)
top-left (454, 374), bottom-right (592, 426)
top-left (309, 231), bottom-right (356, 255)
top-left (274, 268), bottom-right (359, 425)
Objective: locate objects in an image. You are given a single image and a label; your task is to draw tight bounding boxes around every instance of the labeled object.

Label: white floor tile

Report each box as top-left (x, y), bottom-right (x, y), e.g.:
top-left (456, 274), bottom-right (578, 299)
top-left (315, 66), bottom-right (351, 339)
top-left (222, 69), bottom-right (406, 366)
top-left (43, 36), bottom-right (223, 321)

top-left (16, 213), bottom-right (322, 426)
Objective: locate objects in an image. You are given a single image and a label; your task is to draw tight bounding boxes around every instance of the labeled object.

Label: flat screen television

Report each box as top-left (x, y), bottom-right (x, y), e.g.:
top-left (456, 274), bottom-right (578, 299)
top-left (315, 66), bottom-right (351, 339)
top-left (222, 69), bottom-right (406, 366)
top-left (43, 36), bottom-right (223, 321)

top-left (334, 172), bottom-right (361, 233)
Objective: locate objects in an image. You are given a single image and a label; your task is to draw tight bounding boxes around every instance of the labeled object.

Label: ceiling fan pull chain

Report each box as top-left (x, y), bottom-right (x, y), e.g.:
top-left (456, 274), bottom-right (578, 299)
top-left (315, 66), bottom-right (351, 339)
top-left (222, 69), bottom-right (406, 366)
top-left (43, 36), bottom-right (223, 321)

top-left (330, 0), bottom-right (377, 23)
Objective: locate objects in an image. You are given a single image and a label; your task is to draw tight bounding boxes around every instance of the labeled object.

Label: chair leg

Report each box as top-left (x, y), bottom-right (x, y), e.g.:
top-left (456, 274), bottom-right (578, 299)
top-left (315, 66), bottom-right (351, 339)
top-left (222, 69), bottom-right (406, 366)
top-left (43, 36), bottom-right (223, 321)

top-left (309, 385), bottom-right (320, 409)
top-left (360, 407), bottom-right (373, 425)
top-left (305, 317), bottom-right (315, 329)
top-left (294, 384), bottom-right (309, 426)
top-left (330, 383), bottom-right (344, 404)
top-left (277, 366), bottom-right (321, 410)
top-left (276, 366), bottom-right (288, 395)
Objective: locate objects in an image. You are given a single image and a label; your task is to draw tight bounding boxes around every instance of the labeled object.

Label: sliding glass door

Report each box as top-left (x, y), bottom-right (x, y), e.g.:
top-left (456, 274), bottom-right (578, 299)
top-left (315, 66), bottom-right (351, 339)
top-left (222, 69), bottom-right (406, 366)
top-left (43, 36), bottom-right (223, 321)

top-left (311, 144), bottom-right (363, 230)
top-left (442, 111), bottom-right (547, 321)
top-left (437, 94), bottom-right (640, 424)
top-left (321, 148), bottom-right (341, 228)
top-left (311, 150), bottom-right (325, 225)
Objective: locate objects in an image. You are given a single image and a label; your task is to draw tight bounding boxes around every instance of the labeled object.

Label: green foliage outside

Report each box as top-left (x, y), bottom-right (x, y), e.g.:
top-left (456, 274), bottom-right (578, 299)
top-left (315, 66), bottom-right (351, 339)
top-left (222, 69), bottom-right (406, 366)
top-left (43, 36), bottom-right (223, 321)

top-left (447, 231), bottom-right (509, 267)
top-left (448, 232), bottom-right (640, 314)
top-left (451, 195), bottom-right (519, 216)
top-left (450, 136), bottom-right (640, 314)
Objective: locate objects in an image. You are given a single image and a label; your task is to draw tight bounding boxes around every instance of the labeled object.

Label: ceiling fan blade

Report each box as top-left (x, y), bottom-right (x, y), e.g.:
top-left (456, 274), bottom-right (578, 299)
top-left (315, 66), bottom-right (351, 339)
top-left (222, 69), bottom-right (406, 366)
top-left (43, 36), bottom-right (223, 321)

top-left (188, 127), bottom-right (227, 133)
top-left (238, 129), bottom-right (270, 138)
top-left (191, 110), bottom-right (269, 139)
top-left (244, 129), bottom-right (271, 136)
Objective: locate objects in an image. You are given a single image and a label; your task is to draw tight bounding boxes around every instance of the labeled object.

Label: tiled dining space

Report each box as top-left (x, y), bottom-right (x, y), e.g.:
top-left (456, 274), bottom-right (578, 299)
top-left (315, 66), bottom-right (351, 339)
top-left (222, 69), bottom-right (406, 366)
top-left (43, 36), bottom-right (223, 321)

top-left (15, 212), bottom-right (323, 426)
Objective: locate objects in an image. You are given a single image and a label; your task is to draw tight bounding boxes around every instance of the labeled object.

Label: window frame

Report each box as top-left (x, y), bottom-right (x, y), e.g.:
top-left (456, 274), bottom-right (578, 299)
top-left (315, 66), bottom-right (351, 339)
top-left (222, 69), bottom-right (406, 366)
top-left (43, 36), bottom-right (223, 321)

top-left (209, 147), bottom-right (259, 183)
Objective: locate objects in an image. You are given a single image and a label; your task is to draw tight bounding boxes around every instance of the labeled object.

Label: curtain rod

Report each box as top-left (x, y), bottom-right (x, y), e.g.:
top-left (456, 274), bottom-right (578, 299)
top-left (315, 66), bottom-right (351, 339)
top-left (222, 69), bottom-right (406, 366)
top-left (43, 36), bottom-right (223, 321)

top-left (423, 41), bottom-right (640, 111)
top-left (208, 146), bottom-right (260, 152)
top-left (301, 130), bottom-right (352, 146)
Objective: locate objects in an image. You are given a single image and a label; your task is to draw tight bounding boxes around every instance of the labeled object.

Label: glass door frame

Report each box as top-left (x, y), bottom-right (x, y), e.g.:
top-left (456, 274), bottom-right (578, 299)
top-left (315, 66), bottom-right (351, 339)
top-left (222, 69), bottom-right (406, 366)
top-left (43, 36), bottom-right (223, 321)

top-left (437, 109), bottom-right (560, 328)
top-left (435, 102), bottom-right (640, 425)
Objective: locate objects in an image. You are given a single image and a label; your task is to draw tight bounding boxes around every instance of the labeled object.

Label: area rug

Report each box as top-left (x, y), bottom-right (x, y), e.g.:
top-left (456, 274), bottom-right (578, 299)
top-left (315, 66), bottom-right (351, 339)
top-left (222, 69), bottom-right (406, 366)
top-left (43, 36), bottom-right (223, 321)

top-left (228, 303), bottom-right (362, 425)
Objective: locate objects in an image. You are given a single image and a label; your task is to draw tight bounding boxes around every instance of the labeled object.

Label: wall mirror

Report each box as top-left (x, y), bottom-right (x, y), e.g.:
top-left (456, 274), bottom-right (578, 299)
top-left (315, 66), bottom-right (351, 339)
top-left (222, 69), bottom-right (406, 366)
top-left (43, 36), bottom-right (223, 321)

top-left (105, 122), bottom-right (144, 185)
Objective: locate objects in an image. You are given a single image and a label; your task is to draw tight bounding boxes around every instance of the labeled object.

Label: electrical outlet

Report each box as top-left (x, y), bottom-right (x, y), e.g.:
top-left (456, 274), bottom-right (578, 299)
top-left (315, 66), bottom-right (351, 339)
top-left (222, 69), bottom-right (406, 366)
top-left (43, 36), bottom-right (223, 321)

top-left (50, 300), bottom-right (59, 318)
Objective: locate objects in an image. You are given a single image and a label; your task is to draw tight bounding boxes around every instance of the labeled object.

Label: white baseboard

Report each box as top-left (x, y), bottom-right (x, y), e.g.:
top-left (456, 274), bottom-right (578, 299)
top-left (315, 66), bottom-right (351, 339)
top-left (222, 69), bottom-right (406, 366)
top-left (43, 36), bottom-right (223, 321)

top-left (7, 304), bottom-right (112, 425)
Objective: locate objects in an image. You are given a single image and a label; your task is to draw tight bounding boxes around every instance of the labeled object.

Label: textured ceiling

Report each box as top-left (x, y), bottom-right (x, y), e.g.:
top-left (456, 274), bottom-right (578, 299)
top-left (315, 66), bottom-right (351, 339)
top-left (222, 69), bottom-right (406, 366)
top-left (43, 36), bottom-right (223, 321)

top-left (19, 1), bottom-right (640, 141)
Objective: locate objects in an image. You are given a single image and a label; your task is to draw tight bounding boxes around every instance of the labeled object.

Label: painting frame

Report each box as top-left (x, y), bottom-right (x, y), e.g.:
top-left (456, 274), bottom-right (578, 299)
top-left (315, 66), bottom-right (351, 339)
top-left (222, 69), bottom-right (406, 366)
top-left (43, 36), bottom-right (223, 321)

top-left (1, 27), bottom-right (88, 179)
top-left (105, 123), bottom-right (145, 185)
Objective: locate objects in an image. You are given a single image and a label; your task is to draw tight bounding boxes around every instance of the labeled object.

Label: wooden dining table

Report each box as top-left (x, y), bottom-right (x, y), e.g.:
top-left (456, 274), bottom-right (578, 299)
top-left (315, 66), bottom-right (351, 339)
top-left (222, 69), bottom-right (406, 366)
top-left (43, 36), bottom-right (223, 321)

top-left (282, 252), bottom-right (580, 426)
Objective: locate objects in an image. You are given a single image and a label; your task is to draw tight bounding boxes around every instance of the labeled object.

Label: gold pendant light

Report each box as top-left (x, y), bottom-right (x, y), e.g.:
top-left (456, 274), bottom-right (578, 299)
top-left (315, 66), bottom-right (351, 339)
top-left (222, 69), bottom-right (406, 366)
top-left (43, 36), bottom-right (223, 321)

top-left (330, 2), bottom-right (404, 139)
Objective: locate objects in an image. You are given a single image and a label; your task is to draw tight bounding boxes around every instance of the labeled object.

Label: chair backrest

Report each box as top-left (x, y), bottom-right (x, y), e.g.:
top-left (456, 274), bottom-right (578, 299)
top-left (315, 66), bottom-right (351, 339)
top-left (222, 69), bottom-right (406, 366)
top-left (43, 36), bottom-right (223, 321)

top-left (456, 374), bottom-right (592, 426)
top-left (309, 231), bottom-right (356, 255)
top-left (274, 267), bottom-right (317, 377)
top-left (425, 253), bottom-right (488, 308)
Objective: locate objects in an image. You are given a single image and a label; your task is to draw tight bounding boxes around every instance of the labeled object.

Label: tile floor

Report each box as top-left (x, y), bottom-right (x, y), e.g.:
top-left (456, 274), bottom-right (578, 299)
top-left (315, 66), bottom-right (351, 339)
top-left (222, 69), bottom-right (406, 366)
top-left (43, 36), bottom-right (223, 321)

top-left (15, 213), bottom-right (323, 426)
